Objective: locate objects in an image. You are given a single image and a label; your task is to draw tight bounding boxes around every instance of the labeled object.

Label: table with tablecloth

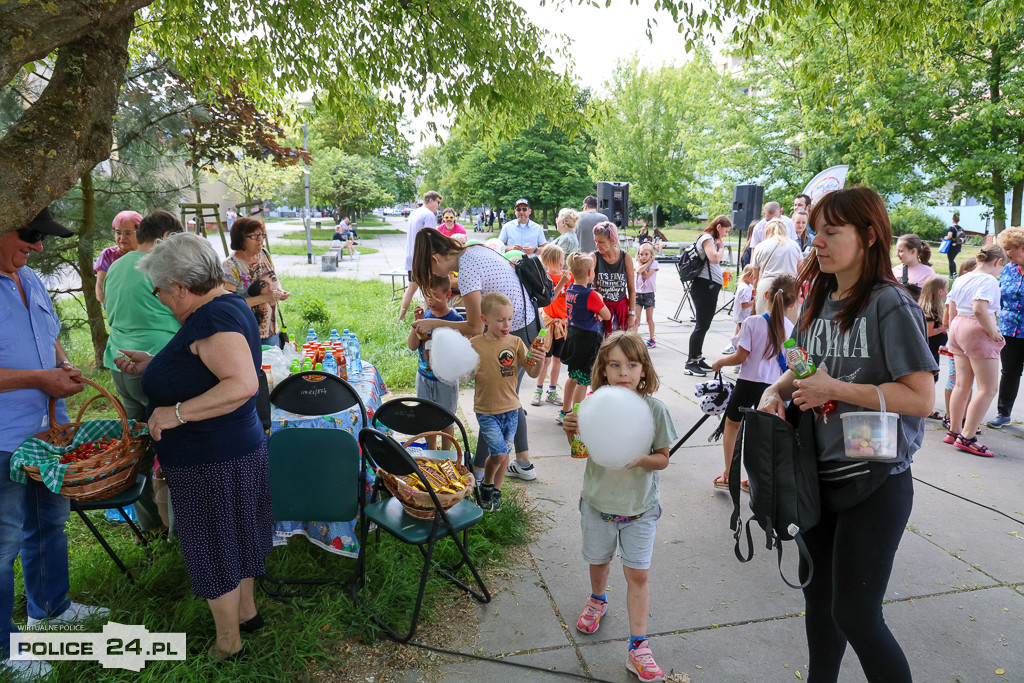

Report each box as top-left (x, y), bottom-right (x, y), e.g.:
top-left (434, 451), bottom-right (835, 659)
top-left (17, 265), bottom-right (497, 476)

top-left (269, 360), bottom-right (386, 558)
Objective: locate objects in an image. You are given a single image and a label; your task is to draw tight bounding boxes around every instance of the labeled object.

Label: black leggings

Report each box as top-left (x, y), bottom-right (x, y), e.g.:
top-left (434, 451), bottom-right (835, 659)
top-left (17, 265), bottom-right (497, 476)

top-left (997, 335), bottom-right (1024, 417)
top-left (688, 277), bottom-right (722, 360)
top-left (799, 469), bottom-right (913, 683)
top-left (947, 243), bottom-right (961, 278)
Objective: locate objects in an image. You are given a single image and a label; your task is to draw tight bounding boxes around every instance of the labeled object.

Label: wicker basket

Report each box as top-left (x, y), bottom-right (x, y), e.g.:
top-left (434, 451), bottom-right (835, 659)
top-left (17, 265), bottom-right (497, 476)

top-left (22, 377), bottom-right (149, 502)
top-left (377, 432), bottom-right (474, 520)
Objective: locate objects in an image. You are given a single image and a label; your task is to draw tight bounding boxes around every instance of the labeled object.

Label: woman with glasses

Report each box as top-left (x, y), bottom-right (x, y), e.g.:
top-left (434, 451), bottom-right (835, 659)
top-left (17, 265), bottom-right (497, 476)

top-left (116, 233), bottom-right (272, 663)
top-left (94, 210), bottom-right (142, 304)
top-left (592, 221), bottom-right (637, 334)
top-left (438, 208), bottom-right (468, 243)
top-left (222, 216), bottom-right (289, 347)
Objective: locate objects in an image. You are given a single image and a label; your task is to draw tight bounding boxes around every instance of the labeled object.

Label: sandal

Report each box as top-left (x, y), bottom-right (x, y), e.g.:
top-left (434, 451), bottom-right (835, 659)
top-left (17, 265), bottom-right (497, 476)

top-left (942, 430), bottom-right (959, 445)
top-left (713, 475), bottom-right (729, 490)
top-left (955, 435), bottom-right (993, 458)
top-left (927, 410), bottom-right (944, 420)
top-left (741, 479), bottom-right (750, 493)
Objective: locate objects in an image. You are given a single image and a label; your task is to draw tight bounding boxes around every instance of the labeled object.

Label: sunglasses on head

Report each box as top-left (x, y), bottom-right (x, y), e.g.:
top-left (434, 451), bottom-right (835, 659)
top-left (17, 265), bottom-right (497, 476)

top-left (16, 228), bottom-right (45, 244)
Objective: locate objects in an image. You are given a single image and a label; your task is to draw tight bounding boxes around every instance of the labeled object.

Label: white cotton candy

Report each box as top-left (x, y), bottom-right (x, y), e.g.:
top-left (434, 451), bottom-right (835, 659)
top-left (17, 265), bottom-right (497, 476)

top-left (485, 238), bottom-right (506, 253)
top-left (578, 386), bottom-right (656, 469)
top-left (429, 327), bottom-right (479, 385)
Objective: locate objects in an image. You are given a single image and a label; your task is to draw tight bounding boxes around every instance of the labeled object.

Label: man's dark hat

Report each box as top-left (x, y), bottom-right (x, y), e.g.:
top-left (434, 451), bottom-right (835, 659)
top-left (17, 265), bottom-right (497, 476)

top-left (28, 206), bottom-right (73, 238)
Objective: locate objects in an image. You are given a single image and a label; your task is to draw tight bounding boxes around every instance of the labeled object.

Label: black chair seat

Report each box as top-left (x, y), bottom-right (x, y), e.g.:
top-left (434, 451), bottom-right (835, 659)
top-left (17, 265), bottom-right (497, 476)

top-left (72, 475), bottom-right (146, 512)
top-left (71, 474), bottom-right (150, 582)
top-left (364, 497), bottom-right (483, 545)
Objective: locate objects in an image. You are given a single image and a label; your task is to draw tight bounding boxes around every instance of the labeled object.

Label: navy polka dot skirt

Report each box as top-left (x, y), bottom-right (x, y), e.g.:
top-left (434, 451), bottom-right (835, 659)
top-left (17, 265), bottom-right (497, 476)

top-left (162, 440), bottom-right (273, 600)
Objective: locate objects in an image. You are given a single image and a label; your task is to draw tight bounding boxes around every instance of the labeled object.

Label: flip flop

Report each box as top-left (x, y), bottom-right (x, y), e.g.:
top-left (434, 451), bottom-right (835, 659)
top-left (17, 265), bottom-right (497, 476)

top-left (741, 479), bottom-right (750, 493)
top-left (713, 475), bottom-right (729, 490)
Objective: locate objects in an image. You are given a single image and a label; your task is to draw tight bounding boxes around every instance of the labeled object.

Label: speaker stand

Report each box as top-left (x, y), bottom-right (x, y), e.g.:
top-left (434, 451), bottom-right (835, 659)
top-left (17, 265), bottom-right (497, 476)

top-left (669, 280), bottom-right (696, 324)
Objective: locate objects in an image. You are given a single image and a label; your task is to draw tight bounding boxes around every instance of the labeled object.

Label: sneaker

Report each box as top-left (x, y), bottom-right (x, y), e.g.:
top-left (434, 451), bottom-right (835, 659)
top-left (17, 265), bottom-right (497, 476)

top-left (955, 435), bottom-right (994, 457)
top-left (488, 487), bottom-right (502, 512)
top-left (530, 387), bottom-right (544, 406)
top-left (476, 483), bottom-right (493, 509)
top-left (3, 656), bottom-right (53, 682)
top-left (684, 361), bottom-right (707, 377)
top-left (625, 640), bottom-right (665, 682)
top-left (26, 601), bottom-right (109, 628)
top-left (942, 430), bottom-right (959, 445)
top-left (545, 389), bottom-right (562, 404)
top-left (722, 344), bottom-right (737, 355)
top-left (507, 461), bottom-right (537, 481)
top-left (987, 414), bottom-right (1011, 429)
top-left (696, 357), bottom-right (713, 372)
top-left (576, 596), bottom-right (608, 634)
top-left (556, 410), bottom-right (567, 425)
top-left (646, 338), bottom-right (656, 348)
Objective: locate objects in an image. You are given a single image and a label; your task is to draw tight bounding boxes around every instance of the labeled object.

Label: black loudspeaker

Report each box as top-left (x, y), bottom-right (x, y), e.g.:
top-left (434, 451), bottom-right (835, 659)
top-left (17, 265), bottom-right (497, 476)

top-left (597, 181), bottom-right (629, 231)
top-left (732, 184), bottom-right (763, 233)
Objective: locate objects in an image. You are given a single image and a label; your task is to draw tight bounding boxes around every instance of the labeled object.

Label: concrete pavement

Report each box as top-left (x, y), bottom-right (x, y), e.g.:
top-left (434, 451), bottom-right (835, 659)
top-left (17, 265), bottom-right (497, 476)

top-left (265, 217), bottom-right (1024, 682)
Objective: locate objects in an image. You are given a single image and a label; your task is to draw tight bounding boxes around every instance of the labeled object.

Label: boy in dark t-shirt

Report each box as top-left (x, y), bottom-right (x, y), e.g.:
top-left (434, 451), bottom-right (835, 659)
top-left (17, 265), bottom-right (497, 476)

top-left (558, 253), bottom-right (612, 424)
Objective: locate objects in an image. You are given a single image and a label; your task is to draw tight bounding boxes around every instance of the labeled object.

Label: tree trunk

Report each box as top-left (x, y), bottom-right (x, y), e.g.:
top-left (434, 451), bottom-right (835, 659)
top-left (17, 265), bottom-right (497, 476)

top-left (1012, 179), bottom-right (1023, 228)
top-left (77, 170), bottom-right (109, 369)
top-left (988, 41), bottom-right (1007, 234)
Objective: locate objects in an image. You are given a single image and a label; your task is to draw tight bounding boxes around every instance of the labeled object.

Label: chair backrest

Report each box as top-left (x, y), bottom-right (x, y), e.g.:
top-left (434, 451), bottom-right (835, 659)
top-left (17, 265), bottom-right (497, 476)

top-left (358, 427), bottom-right (418, 477)
top-left (270, 371), bottom-right (367, 426)
top-left (269, 428), bottom-right (361, 521)
top-left (372, 397), bottom-right (471, 457)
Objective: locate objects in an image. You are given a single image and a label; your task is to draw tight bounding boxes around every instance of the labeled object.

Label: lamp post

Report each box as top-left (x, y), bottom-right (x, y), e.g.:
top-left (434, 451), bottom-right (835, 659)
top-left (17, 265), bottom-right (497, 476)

top-left (302, 118), bottom-right (313, 264)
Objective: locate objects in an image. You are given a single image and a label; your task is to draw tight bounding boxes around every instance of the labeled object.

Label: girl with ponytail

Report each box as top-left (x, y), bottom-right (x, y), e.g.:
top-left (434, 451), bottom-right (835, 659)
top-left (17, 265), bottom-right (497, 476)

top-left (710, 274), bottom-right (800, 491)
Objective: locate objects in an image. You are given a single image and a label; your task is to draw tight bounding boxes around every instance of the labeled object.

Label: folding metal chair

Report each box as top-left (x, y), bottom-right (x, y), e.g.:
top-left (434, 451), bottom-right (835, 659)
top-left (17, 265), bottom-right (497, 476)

top-left (371, 397), bottom-right (472, 470)
top-left (71, 475), bottom-right (152, 583)
top-left (262, 427), bottom-right (363, 598)
top-left (354, 428), bottom-right (490, 643)
top-left (270, 370), bottom-right (368, 427)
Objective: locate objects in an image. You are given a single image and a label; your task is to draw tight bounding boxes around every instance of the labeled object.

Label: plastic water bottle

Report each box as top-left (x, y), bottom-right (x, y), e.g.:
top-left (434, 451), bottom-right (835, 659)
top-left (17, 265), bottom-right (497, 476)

top-left (306, 328), bottom-right (318, 343)
top-left (323, 351), bottom-right (337, 375)
top-left (351, 335), bottom-right (362, 373)
top-left (329, 328), bottom-right (341, 343)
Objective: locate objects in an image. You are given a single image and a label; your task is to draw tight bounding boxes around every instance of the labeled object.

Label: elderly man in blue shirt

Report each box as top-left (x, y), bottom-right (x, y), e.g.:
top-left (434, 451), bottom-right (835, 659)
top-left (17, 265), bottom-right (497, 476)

top-left (1, 208), bottom-right (109, 681)
top-left (498, 199), bottom-right (547, 255)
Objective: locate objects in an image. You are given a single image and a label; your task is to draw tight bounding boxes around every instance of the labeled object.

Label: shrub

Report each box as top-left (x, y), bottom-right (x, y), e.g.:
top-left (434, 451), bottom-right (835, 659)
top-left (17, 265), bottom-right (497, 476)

top-left (293, 293), bottom-right (331, 332)
top-left (889, 205), bottom-right (947, 242)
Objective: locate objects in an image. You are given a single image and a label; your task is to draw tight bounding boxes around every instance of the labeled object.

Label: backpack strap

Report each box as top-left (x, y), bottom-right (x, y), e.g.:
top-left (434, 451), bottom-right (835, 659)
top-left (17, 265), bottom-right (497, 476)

top-left (730, 414), bottom-right (754, 562)
top-left (776, 532), bottom-right (814, 590)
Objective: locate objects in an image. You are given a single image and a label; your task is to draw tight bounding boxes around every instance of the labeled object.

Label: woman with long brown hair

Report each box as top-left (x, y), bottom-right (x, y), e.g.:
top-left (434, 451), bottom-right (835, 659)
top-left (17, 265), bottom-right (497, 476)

top-left (410, 229), bottom-right (543, 482)
top-left (758, 187), bottom-right (936, 683)
top-left (684, 215), bottom-right (732, 376)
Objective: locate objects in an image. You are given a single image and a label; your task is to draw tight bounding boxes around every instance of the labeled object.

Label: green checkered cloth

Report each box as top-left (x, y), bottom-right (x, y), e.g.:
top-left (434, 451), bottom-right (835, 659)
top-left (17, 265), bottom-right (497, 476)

top-left (10, 419), bottom-right (149, 493)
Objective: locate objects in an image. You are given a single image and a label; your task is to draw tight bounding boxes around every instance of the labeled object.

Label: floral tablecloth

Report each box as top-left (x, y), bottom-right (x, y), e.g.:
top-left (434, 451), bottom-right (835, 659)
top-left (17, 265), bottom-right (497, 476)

top-left (269, 360), bottom-right (386, 558)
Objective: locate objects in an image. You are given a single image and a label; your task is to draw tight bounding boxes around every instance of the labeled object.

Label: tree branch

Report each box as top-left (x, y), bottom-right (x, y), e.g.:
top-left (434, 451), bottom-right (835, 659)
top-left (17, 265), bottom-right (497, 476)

top-left (0, 16), bottom-right (134, 235)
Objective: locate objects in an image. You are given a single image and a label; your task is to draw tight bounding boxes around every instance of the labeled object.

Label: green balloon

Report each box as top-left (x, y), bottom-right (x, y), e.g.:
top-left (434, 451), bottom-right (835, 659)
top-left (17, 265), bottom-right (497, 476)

top-left (465, 239), bottom-right (483, 246)
top-left (504, 250), bottom-right (524, 261)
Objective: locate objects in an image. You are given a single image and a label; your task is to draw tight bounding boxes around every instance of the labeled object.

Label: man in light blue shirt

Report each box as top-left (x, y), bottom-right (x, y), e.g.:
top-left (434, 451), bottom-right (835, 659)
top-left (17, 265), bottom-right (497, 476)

top-left (498, 198), bottom-right (547, 255)
top-left (0, 208), bottom-right (108, 680)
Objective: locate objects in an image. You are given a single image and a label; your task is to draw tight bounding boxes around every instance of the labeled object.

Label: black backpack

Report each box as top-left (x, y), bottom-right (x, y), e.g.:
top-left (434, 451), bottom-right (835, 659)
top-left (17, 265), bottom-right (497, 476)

top-left (676, 239), bottom-right (708, 283)
top-left (731, 404), bottom-right (820, 589)
top-left (514, 254), bottom-right (554, 309)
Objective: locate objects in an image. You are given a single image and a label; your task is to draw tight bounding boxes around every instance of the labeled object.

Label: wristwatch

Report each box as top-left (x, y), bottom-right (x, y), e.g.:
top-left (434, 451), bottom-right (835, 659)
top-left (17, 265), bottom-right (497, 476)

top-left (57, 360), bottom-right (72, 369)
top-left (628, 311), bottom-right (636, 316)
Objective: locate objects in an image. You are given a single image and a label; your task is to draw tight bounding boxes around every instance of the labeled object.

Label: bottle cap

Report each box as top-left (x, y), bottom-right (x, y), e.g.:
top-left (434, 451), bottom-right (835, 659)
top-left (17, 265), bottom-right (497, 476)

top-left (783, 339), bottom-right (797, 348)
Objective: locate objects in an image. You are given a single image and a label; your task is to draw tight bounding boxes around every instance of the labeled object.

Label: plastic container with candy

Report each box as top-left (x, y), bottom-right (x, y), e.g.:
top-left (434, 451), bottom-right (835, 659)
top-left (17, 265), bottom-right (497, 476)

top-left (840, 385), bottom-right (900, 461)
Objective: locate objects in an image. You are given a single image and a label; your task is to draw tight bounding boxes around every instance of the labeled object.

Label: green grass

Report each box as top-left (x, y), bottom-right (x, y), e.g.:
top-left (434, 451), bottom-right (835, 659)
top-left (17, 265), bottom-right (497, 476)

top-left (280, 228), bottom-right (402, 241)
top-left (270, 244), bottom-right (379, 257)
top-left (41, 487), bottom-right (533, 681)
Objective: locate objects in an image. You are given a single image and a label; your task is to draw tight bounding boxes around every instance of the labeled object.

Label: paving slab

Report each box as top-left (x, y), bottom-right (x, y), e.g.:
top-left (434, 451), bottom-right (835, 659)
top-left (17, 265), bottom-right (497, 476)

top-left (396, 644), bottom-right (586, 682)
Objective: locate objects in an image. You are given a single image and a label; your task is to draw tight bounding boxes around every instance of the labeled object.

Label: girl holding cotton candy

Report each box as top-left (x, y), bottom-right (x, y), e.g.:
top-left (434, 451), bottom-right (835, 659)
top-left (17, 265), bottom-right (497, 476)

top-left (561, 332), bottom-right (677, 681)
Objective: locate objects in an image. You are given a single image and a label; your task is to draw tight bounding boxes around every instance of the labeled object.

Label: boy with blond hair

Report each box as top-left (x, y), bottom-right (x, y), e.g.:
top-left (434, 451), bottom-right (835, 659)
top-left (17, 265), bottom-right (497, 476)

top-left (471, 293), bottom-right (545, 511)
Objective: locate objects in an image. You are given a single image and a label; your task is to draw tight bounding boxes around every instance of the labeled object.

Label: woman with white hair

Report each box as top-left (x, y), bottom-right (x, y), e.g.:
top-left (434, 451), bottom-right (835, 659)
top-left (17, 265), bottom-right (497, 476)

top-left (115, 232), bottom-right (271, 661)
top-left (751, 218), bottom-right (803, 315)
top-left (553, 207), bottom-right (580, 256)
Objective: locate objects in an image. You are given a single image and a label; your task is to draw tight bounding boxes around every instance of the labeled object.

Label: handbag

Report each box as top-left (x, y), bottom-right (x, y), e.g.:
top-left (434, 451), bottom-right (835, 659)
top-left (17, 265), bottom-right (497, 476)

top-left (277, 308), bottom-right (289, 348)
top-left (731, 402), bottom-right (820, 589)
top-left (938, 238), bottom-right (952, 254)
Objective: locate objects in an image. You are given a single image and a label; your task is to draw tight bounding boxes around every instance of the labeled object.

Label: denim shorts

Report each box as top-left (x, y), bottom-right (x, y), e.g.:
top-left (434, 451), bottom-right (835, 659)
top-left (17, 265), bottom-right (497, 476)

top-left (579, 498), bottom-right (661, 570)
top-left (476, 410), bottom-right (519, 458)
top-left (636, 292), bottom-right (656, 310)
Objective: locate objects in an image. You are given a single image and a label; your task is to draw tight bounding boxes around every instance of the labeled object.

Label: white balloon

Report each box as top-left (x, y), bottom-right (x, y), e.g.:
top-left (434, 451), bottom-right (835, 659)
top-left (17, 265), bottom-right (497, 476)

top-left (577, 386), bottom-right (656, 469)
top-left (429, 327), bottom-right (479, 385)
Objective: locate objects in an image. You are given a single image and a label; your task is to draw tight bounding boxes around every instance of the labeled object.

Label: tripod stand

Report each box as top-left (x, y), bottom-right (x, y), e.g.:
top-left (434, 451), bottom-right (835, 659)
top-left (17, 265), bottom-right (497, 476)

top-left (669, 280), bottom-right (696, 323)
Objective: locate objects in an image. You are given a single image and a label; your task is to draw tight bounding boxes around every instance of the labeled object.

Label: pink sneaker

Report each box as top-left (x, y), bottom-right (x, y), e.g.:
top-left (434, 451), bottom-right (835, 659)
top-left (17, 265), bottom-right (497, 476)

top-left (626, 640), bottom-right (665, 682)
top-left (576, 596), bottom-right (608, 634)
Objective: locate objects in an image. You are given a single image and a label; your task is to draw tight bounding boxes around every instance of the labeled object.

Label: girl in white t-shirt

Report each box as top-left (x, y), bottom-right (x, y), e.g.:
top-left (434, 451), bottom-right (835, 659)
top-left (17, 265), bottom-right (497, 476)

top-left (724, 265), bottom-right (756, 355)
top-left (946, 245), bottom-right (1007, 456)
top-left (711, 274), bottom-right (800, 491)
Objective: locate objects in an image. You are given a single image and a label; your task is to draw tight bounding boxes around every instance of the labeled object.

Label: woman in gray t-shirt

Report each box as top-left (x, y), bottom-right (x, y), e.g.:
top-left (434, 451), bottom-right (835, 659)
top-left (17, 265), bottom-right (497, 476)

top-left (758, 187), bottom-right (936, 683)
